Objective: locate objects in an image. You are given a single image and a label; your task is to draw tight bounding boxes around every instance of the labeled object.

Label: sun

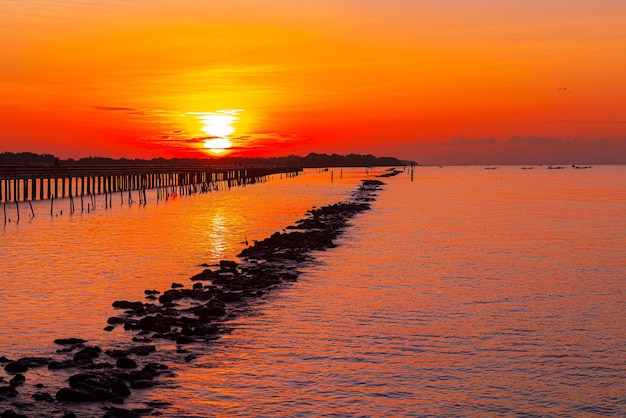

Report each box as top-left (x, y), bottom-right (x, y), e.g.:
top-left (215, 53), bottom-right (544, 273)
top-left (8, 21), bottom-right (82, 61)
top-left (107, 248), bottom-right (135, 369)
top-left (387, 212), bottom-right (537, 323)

top-left (187, 110), bottom-right (242, 155)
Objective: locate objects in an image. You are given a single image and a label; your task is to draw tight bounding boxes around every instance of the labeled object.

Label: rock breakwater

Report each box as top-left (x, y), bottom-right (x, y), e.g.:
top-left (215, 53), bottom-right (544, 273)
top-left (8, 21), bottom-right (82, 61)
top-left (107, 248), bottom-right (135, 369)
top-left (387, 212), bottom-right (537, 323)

top-left (0, 179), bottom-right (384, 418)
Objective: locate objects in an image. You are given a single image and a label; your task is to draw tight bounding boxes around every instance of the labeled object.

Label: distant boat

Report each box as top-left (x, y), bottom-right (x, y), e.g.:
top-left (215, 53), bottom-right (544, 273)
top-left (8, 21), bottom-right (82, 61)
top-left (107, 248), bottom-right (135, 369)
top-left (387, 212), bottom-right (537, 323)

top-left (484, 167), bottom-right (499, 170)
top-left (572, 165), bottom-right (593, 169)
top-left (521, 166), bottom-right (535, 170)
top-left (548, 166), bottom-right (565, 170)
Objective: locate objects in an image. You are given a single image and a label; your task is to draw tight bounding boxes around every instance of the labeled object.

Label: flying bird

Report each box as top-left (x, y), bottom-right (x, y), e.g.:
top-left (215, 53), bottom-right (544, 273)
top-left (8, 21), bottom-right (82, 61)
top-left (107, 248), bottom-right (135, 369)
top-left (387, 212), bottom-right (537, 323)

top-left (557, 87), bottom-right (574, 94)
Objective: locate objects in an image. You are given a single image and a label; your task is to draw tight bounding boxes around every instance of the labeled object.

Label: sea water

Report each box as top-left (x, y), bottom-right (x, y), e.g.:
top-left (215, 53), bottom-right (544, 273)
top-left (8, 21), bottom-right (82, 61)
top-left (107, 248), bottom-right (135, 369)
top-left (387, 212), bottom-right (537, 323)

top-left (1, 166), bottom-right (625, 416)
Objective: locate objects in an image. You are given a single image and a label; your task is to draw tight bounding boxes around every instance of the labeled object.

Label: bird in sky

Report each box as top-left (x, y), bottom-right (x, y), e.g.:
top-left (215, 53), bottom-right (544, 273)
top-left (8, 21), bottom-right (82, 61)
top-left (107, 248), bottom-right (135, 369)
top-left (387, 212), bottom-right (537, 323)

top-left (557, 87), bottom-right (574, 94)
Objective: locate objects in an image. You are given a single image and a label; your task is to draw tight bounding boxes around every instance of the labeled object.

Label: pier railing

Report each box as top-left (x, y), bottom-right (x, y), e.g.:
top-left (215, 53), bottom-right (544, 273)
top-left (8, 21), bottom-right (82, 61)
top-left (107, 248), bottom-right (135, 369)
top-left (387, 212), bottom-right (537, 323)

top-left (1, 165), bottom-right (302, 221)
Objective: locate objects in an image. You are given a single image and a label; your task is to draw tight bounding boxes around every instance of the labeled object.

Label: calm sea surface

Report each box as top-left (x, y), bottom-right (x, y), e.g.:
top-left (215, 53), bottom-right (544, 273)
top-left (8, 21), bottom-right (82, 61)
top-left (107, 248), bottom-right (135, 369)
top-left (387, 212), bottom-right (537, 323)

top-left (1, 166), bottom-right (625, 417)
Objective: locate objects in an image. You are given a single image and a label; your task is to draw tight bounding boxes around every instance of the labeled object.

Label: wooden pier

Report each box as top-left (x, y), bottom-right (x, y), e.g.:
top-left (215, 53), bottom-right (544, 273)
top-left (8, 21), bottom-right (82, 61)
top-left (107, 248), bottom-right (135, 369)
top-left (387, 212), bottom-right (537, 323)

top-left (0, 165), bottom-right (301, 222)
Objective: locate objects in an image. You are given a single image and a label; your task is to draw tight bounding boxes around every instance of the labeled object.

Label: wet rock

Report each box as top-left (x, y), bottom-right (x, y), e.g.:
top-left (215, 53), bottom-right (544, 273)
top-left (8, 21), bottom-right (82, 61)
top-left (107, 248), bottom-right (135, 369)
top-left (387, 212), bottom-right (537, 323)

top-left (55, 387), bottom-right (100, 402)
top-left (219, 260), bottom-right (238, 271)
top-left (175, 335), bottom-right (194, 345)
top-left (135, 315), bottom-right (171, 333)
top-left (130, 380), bottom-right (155, 389)
top-left (192, 282), bottom-right (203, 290)
top-left (127, 346), bottom-right (156, 356)
top-left (48, 360), bottom-right (78, 370)
top-left (112, 301), bottom-right (144, 310)
top-left (104, 325), bottom-right (115, 332)
top-left (144, 290), bottom-right (160, 295)
top-left (189, 299), bottom-right (226, 317)
top-left (75, 346), bottom-right (101, 360)
top-left (0, 410), bottom-right (28, 418)
top-left (32, 391), bottom-right (54, 402)
top-left (111, 379), bottom-right (131, 398)
top-left (53, 338), bottom-right (86, 345)
top-left (0, 357), bottom-right (10, 363)
top-left (0, 386), bottom-right (19, 399)
top-left (107, 316), bottom-right (126, 325)
top-left (9, 374), bottom-right (25, 387)
top-left (106, 349), bottom-right (128, 358)
top-left (189, 269), bottom-right (218, 281)
top-left (171, 282), bottom-right (184, 289)
top-left (116, 358), bottom-right (137, 369)
top-left (216, 291), bottom-right (243, 303)
top-left (72, 351), bottom-right (94, 364)
top-left (102, 407), bottom-right (140, 418)
top-left (4, 362), bottom-right (27, 374)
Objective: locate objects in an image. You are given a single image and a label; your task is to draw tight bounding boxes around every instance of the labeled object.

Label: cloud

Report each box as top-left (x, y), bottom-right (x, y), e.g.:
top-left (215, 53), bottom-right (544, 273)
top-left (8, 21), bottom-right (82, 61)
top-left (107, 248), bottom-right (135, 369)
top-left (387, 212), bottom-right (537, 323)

top-left (581, 121), bottom-right (626, 125)
top-left (506, 136), bottom-right (626, 146)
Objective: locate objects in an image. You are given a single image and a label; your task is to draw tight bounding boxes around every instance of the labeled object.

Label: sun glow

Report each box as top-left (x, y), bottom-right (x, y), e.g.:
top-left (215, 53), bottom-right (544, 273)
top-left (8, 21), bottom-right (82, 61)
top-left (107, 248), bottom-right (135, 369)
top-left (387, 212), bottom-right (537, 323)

top-left (188, 110), bottom-right (242, 155)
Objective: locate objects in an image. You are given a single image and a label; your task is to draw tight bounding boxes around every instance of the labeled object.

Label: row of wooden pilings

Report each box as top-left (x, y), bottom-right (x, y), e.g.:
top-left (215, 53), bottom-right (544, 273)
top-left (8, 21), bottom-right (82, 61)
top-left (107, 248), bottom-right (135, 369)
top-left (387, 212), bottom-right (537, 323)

top-left (1, 165), bottom-right (302, 223)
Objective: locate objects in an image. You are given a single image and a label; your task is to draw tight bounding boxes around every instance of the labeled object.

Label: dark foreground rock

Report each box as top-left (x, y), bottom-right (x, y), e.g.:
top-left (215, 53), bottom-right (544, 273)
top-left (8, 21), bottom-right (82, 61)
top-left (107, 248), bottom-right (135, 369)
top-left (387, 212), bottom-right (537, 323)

top-left (0, 178), bottom-right (384, 417)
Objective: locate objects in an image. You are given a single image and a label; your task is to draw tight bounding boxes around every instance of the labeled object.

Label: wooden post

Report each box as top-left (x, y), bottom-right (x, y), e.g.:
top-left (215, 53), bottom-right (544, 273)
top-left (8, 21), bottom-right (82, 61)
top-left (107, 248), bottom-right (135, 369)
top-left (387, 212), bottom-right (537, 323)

top-left (16, 201), bottom-right (20, 222)
top-left (50, 195), bottom-right (54, 216)
top-left (29, 200), bottom-right (35, 217)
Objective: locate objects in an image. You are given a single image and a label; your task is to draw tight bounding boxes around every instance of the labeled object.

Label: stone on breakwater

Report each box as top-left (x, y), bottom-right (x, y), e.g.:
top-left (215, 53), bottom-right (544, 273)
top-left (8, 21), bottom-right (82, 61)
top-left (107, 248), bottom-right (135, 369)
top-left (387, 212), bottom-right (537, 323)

top-left (112, 301), bottom-right (144, 310)
top-left (8, 374), bottom-right (25, 387)
top-left (0, 409), bottom-right (28, 418)
top-left (54, 338), bottom-right (86, 345)
top-left (0, 386), bottom-right (18, 399)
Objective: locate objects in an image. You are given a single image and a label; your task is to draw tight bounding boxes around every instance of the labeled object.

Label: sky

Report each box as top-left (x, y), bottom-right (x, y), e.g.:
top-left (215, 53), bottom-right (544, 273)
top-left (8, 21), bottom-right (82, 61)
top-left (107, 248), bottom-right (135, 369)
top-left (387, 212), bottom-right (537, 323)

top-left (1, 0), bottom-right (626, 164)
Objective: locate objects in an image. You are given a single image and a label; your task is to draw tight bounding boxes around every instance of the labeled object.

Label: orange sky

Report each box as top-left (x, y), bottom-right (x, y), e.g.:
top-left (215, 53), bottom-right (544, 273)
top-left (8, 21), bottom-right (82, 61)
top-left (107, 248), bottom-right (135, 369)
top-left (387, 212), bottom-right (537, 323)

top-left (1, 0), bottom-right (626, 164)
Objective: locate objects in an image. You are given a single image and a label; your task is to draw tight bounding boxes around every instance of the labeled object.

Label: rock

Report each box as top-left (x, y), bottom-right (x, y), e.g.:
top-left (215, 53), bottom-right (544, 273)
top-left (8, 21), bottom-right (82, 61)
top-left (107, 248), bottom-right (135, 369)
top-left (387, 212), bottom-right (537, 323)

top-left (116, 358), bottom-right (138, 369)
top-left (56, 387), bottom-right (100, 402)
top-left (0, 410), bottom-right (28, 418)
top-left (191, 300), bottom-right (226, 317)
top-left (219, 260), bottom-right (238, 271)
top-left (75, 346), bottom-right (101, 359)
top-left (192, 282), bottom-right (203, 290)
top-left (130, 380), bottom-right (155, 389)
top-left (135, 315), bottom-right (171, 333)
top-left (0, 386), bottom-right (19, 399)
top-left (171, 282), bottom-right (184, 289)
top-left (127, 346), bottom-right (156, 356)
top-left (107, 316), bottom-right (126, 325)
top-left (9, 374), bottom-right (25, 387)
top-left (175, 335), bottom-right (194, 344)
top-left (0, 357), bottom-right (10, 363)
top-left (4, 362), bottom-right (27, 374)
top-left (104, 325), bottom-right (115, 331)
top-left (48, 360), bottom-right (78, 370)
top-left (105, 349), bottom-right (128, 358)
top-left (111, 379), bottom-right (131, 398)
top-left (144, 289), bottom-right (160, 295)
top-left (189, 269), bottom-right (218, 281)
top-left (102, 407), bottom-right (140, 418)
top-left (33, 391), bottom-right (54, 402)
top-left (112, 301), bottom-right (144, 310)
top-left (72, 351), bottom-right (94, 364)
top-left (53, 338), bottom-right (86, 345)
top-left (216, 291), bottom-right (242, 303)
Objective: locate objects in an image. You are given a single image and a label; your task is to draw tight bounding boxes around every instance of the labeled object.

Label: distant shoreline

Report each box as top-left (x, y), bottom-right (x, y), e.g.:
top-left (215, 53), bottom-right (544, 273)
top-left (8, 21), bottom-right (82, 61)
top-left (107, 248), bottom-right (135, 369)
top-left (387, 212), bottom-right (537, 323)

top-left (0, 152), bottom-right (414, 169)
